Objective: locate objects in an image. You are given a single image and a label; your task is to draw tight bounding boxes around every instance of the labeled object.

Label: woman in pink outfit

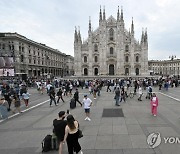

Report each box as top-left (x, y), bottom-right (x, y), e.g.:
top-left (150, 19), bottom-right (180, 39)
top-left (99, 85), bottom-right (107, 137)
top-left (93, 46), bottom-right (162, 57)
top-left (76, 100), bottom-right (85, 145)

top-left (150, 93), bottom-right (159, 116)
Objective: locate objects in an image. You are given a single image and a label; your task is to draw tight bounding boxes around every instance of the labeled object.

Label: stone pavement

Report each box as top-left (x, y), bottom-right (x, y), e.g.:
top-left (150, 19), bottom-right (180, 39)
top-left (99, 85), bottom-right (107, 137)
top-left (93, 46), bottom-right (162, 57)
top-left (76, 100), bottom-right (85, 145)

top-left (0, 87), bottom-right (180, 154)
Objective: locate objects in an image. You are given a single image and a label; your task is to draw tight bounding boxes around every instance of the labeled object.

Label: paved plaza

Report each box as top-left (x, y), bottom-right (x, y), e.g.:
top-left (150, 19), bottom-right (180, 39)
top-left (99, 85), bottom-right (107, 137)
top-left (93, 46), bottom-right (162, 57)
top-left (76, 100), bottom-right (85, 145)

top-left (0, 86), bottom-right (180, 154)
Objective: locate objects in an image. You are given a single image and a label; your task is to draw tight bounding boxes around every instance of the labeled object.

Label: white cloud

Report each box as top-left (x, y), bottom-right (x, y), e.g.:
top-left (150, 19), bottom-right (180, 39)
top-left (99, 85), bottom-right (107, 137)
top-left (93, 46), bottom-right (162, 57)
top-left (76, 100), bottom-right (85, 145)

top-left (0, 0), bottom-right (180, 60)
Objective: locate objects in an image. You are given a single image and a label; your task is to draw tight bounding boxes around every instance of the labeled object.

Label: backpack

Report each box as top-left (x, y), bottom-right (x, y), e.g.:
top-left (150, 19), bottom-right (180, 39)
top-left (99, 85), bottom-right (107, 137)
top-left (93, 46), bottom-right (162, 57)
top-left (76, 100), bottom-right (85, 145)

top-left (42, 135), bottom-right (52, 152)
top-left (149, 87), bottom-right (152, 93)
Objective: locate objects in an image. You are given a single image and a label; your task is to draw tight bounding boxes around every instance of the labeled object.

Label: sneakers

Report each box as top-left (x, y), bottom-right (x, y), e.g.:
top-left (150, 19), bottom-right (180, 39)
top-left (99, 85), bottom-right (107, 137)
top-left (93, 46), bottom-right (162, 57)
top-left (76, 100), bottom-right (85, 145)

top-left (84, 117), bottom-right (91, 121)
top-left (154, 115), bottom-right (157, 117)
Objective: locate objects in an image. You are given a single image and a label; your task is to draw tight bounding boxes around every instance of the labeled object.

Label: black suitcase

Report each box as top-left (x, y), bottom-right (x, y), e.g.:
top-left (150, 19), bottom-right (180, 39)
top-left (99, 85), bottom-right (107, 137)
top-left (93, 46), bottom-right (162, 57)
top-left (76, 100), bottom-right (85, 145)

top-left (70, 98), bottom-right (76, 109)
top-left (51, 134), bottom-right (59, 150)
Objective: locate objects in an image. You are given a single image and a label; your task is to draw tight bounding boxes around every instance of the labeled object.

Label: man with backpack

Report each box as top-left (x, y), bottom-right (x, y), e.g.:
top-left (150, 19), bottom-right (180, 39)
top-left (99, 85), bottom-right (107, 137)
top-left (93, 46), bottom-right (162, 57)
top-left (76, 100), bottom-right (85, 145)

top-left (53, 111), bottom-right (67, 154)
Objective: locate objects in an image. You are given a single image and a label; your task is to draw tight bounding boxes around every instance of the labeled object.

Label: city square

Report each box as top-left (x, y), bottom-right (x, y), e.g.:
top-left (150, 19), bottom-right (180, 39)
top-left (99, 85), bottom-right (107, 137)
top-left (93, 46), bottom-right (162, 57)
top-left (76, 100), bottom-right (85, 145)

top-left (0, 0), bottom-right (180, 154)
top-left (0, 84), bottom-right (180, 154)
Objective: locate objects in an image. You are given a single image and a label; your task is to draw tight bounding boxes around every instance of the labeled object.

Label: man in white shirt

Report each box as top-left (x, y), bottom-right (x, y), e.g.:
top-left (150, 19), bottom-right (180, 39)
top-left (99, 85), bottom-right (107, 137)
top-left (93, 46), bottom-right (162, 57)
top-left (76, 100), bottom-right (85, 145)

top-left (82, 95), bottom-right (92, 121)
top-left (138, 86), bottom-right (143, 101)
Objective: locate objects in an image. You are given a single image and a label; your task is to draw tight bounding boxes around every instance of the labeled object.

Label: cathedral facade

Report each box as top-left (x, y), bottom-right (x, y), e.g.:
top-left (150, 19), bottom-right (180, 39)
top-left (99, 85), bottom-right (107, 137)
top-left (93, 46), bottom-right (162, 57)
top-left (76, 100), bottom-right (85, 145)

top-left (74, 7), bottom-right (148, 77)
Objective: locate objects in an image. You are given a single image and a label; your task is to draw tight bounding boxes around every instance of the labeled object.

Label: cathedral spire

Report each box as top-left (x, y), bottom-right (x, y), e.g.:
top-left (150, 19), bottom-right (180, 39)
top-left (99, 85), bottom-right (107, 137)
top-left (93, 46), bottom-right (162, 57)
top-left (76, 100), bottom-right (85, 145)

top-left (74, 26), bottom-right (78, 43)
top-left (117, 6), bottom-right (120, 21)
top-left (103, 6), bottom-right (106, 20)
top-left (131, 17), bottom-right (134, 35)
top-left (78, 26), bottom-right (82, 43)
top-left (141, 28), bottom-right (144, 43)
top-left (89, 16), bottom-right (91, 32)
top-left (144, 28), bottom-right (148, 42)
top-left (121, 6), bottom-right (124, 21)
top-left (99, 6), bottom-right (102, 22)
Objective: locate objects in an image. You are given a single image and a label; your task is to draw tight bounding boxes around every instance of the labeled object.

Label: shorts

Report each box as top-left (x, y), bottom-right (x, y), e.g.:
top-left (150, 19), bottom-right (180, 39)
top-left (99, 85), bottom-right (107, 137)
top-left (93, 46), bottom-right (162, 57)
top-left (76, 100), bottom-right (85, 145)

top-left (85, 108), bottom-right (90, 113)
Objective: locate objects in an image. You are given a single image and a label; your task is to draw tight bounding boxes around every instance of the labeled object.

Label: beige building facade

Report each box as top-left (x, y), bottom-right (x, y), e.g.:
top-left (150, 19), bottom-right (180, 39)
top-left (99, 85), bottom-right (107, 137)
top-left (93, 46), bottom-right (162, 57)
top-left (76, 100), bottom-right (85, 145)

top-left (74, 7), bottom-right (149, 77)
top-left (0, 32), bottom-right (72, 77)
top-left (148, 58), bottom-right (180, 76)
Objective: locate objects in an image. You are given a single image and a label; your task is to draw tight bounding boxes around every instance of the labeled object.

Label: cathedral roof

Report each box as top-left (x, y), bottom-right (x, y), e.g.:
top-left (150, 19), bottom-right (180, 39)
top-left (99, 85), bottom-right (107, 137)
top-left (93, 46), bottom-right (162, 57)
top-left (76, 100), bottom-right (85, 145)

top-left (107, 15), bottom-right (117, 23)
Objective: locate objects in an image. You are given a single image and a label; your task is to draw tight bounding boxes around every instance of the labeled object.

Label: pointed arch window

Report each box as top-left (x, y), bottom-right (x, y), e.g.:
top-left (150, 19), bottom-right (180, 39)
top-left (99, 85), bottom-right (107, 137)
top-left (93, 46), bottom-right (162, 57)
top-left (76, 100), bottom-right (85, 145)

top-left (109, 28), bottom-right (114, 41)
top-left (136, 56), bottom-right (139, 62)
top-left (110, 47), bottom-right (114, 55)
top-left (84, 56), bottom-right (87, 63)
top-left (125, 45), bottom-right (129, 52)
top-left (94, 44), bottom-right (98, 52)
top-left (125, 56), bottom-right (129, 62)
top-left (95, 56), bottom-right (98, 62)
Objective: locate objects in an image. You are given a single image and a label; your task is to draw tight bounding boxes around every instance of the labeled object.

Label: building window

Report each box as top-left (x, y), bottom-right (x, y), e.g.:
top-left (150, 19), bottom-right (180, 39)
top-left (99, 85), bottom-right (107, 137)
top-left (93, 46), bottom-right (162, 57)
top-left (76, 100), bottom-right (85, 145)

top-left (29, 59), bottom-right (31, 63)
top-left (20, 55), bottom-right (24, 62)
top-left (84, 68), bottom-right (88, 76)
top-left (125, 45), bottom-right (129, 52)
top-left (109, 28), bottom-right (114, 41)
top-left (34, 59), bottom-right (36, 64)
top-left (84, 56), bottom-right (87, 63)
top-left (110, 47), bottom-right (113, 55)
top-left (94, 44), bottom-right (98, 52)
top-left (136, 56), bottom-right (139, 62)
top-left (95, 56), bottom-right (98, 62)
top-left (125, 56), bottom-right (128, 62)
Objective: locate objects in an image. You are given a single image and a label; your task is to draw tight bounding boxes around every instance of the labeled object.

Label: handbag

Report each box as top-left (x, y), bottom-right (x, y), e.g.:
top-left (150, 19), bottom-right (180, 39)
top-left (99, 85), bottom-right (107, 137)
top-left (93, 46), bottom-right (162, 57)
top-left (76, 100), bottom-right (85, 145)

top-left (78, 129), bottom-right (83, 138)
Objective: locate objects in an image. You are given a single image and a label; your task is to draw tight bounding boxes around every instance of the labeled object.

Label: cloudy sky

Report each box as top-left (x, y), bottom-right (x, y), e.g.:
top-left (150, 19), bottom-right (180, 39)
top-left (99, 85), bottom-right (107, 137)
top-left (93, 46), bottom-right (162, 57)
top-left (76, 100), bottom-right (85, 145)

top-left (0, 0), bottom-right (180, 60)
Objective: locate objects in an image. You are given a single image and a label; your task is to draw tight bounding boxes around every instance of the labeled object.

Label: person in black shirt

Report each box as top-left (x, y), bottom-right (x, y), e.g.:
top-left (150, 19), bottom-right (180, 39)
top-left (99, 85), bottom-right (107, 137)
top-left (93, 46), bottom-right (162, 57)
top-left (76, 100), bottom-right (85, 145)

top-left (73, 89), bottom-right (82, 107)
top-left (57, 88), bottom-right (65, 104)
top-left (53, 111), bottom-right (67, 154)
top-left (49, 87), bottom-right (57, 106)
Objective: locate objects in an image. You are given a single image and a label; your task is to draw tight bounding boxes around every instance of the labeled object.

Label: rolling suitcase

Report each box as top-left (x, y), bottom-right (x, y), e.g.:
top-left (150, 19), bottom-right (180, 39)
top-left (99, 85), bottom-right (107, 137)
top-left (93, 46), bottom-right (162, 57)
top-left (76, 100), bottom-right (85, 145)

top-left (70, 98), bottom-right (76, 109)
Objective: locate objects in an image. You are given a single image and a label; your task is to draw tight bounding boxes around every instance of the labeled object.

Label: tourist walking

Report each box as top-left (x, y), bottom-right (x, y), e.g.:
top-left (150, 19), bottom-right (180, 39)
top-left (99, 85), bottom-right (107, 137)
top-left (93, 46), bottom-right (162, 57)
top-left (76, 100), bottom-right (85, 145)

top-left (82, 94), bottom-right (92, 121)
top-left (106, 81), bottom-right (111, 92)
top-left (63, 114), bottom-right (83, 154)
top-left (73, 89), bottom-right (82, 107)
top-left (150, 93), bottom-right (159, 116)
top-left (138, 86), bottom-right (143, 101)
top-left (12, 94), bottom-right (22, 114)
top-left (114, 87), bottom-right (120, 106)
top-left (22, 90), bottom-right (30, 107)
top-left (57, 88), bottom-right (65, 104)
top-left (49, 87), bottom-right (58, 107)
top-left (0, 97), bottom-right (8, 119)
top-left (120, 87), bottom-right (126, 102)
top-left (53, 111), bottom-right (67, 154)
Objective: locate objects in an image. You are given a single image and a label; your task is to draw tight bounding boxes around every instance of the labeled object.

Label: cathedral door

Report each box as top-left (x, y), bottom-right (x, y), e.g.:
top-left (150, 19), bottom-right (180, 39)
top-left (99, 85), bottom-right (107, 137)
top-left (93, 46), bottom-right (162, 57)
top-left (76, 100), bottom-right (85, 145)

top-left (94, 68), bottom-right (98, 76)
top-left (109, 64), bottom-right (114, 75)
top-left (84, 68), bottom-right (88, 76)
top-left (135, 68), bottom-right (139, 75)
top-left (125, 68), bottom-right (129, 75)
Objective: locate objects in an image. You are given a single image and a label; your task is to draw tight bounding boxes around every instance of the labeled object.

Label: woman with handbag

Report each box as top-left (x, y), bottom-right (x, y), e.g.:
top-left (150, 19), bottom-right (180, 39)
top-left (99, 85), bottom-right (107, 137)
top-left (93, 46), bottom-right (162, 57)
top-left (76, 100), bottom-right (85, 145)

top-left (63, 114), bottom-right (83, 154)
top-left (150, 93), bottom-right (159, 116)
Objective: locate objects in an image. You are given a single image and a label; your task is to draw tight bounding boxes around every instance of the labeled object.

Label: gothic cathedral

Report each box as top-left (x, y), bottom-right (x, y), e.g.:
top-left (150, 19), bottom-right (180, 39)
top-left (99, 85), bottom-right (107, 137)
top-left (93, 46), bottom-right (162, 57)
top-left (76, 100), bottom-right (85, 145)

top-left (74, 6), bottom-right (148, 77)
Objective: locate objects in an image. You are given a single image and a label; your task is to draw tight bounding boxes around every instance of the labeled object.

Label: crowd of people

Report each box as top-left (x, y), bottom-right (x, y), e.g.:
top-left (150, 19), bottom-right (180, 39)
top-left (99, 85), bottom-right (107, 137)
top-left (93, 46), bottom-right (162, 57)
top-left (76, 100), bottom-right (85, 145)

top-left (0, 75), bottom-right (180, 153)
